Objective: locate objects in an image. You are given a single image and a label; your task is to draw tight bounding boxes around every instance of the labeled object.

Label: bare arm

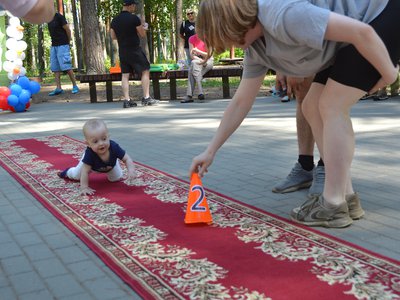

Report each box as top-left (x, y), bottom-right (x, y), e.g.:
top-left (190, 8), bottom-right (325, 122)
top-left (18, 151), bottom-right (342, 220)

top-left (325, 12), bottom-right (398, 91)
top-left (22, 0), bottom-right (54, 24)
top-left (121, 153), bottom-right (136, 180)
top-left (189, 74), bottom-right (265, 177)
top-left (136, 24), bottom-right (147, 38)
top-left (62, 24), bottom-right (72, 43)
top-left (80, 163), bottom-right (95, 195)
top-left (110, 28), bottom-right (117, 41)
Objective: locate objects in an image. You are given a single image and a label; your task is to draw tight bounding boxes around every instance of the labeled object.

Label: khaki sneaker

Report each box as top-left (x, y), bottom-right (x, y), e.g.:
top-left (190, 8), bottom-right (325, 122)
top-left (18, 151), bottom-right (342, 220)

top-left (346, 193), bottom-right (365, 220)
top-left (291, 196), bottom-right (353, 228)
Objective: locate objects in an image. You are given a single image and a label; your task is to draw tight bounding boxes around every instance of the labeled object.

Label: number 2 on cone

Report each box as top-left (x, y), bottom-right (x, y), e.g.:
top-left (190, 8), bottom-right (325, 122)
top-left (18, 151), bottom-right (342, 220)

top-left (190, 185), bottom-right (207, 211)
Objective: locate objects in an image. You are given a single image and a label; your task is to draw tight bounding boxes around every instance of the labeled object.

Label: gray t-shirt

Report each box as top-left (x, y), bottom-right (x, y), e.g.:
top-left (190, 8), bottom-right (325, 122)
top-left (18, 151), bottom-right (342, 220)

top-left (243, 0), bottom-right (389, 78)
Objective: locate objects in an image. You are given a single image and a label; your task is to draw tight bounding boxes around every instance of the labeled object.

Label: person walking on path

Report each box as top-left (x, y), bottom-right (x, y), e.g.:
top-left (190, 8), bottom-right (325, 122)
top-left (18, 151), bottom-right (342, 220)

top-left (47, 12), bottom-right (79, 96)
top-left (190, 0), bottom-right (400, 228)
top-left (179, 8), bottom-right (196, 66)
top-left (110, 0), bottom-right (157, 108)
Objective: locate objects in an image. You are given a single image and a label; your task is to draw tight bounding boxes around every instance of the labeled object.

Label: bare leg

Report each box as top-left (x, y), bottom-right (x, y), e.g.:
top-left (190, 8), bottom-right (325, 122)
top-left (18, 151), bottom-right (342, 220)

top-left (302, 80), bottom-right (364, 205)
top-left (121, 73), bottom-right (130, 100)
top-left (141, 70), bottom-right (150, 98)
top-left (54, 71), bottom-right (62, 89)
top-left (66, 69), bottom-right (77, 86)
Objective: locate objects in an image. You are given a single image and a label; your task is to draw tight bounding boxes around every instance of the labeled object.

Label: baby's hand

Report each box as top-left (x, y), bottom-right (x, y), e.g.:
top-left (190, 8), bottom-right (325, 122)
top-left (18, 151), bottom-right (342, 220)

top-left (126, 169), bottom-right (137, 181)
top-left (80, 186), bottom-right (95, 196)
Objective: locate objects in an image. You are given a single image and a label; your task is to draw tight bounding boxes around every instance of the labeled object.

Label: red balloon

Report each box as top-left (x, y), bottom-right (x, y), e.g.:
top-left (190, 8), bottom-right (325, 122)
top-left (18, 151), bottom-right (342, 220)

top-left (25, 101), bottom-right (31, 110)
top-left (0, 86), bottom-right (11, 97)
top-left (0, 95), bottom-right (8, 110)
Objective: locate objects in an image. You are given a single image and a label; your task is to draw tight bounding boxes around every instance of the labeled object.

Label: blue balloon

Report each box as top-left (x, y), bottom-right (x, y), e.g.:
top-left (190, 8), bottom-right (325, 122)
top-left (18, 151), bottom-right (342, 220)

top-left (10, 84), bottom-right (22, 97)
top-left (13, 102), bottom-right (26, 112)
top-left (7, 94), bottom-right (19, 107)
top-left (17, 76), bottom-right (31, 90)
top-left (19, 89), bottom-right (31, 105)
top-left (29, 81), bottom-right (41, 94)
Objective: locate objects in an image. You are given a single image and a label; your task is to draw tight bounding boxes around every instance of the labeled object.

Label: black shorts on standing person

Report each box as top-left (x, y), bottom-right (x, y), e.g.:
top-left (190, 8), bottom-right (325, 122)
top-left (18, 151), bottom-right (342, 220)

top-left (111, 10), bottom-right (150, 75)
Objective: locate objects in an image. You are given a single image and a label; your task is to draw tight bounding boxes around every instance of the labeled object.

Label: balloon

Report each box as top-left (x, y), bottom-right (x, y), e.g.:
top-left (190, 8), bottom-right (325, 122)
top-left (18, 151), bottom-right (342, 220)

top-left (0, 95), bottom-right (8, 110)
top-left (9, 17), bottom-right (21, 27)
top-left (8, 72), bottom-right (18, 81)
top-left (16, 41), bottom-right (27, 52)
top-left (7, 94), bottom-right (19, 107)
top-left (10, 84), bottom-right (22, 96)
top-left (29, 81), bottom-right (41, 94)
top-left (13, 102), bottom-right (26, 112)
top-left (25, 101), bottom-right (31, 110)
top-left (6, 38), bottom-right (17, 50)
top-left (19, 67), bottom-right (27, 77)
top-left (5, 49), bottom-right (17, 61)
top-left (17, 76), bottom-right (30, 90)
top-left (3, 61), bottom-right (14, 73)
top-left (18, 89), bottom-right (31, 105)
top-left (0, 87), bottom-right (11, 97)
top-left (6, 26), bottom-right (18, 38)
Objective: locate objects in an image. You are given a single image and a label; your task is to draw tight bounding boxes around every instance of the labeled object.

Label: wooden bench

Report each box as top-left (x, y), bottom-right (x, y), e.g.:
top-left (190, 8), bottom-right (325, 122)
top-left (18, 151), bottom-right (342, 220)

top-left (75, 66), bottom-right (243, 103)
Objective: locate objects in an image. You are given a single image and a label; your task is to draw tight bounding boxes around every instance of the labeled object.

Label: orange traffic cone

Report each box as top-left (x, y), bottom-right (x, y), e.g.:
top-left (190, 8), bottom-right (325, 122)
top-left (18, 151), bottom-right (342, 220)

top-left (184, 173), bottom-right (213, 224)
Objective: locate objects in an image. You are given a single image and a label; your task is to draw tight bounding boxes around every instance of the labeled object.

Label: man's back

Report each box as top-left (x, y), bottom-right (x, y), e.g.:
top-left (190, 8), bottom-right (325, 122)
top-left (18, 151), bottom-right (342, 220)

top-left (111, 11), bottom-right (141, 48)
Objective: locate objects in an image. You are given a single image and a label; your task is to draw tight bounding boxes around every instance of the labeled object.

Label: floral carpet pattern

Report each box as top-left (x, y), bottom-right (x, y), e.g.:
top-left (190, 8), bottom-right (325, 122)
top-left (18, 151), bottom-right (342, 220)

top-left (0, 135), bottom-right (399, 300)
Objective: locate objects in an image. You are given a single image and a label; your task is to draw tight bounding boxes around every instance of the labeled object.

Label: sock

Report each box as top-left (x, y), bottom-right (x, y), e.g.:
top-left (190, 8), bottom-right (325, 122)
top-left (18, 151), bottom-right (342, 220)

top-left (298, 155), bottom-right (314, 171)
top-left (317, 159), bottom-right (325, 167)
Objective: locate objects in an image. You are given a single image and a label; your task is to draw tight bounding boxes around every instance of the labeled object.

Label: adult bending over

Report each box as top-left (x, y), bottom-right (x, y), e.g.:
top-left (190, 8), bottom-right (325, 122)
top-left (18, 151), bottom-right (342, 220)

top-left (189, 0), bottom-right (400, 228)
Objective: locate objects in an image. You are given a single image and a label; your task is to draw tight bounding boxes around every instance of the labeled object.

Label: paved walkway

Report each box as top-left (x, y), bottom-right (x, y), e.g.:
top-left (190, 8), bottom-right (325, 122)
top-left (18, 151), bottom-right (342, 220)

top-left (1, 96), bottom-right (399, 299)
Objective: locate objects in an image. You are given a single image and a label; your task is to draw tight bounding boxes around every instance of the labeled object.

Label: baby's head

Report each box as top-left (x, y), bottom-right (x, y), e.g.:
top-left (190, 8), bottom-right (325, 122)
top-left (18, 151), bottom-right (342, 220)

top-left (83, 119), bottom-right (110, 154)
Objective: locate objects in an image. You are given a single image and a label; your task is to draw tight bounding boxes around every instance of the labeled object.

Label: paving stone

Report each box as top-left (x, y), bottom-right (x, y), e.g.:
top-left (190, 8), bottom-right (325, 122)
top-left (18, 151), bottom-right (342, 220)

top-left (8, 271), bottom-right (46, 294)
top-left (1, 255), bottom-right (33, 275)
top-left (45, 274), bottom-right (85, 298)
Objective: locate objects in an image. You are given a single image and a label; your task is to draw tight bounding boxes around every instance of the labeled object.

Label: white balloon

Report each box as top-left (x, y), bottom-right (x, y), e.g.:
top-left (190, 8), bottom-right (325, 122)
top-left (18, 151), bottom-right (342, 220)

top-left (6, 26), bottom-right (18, 38)
top-left (8, 72), bottom-right (18, 81)
top-left (9, 17), bottom-right (20, 27)
top-left (14, 31), bottom-right (24, 41)
top-left (13, 59), bottom-right (23, 67)
top-left (3, 61), bottom-right (14, 73)
top-left (19, 67), bottom-right (26, 77)
top-left (16, 41), bottom-right (27, 52)
top-left (17, 52), bottom-right (26, 60)
top-left (0, 11), bottom-right (5, 17)
top-left (5, 49), bottom-right (17, 61)
top-left (6, 38), bottom-right (17, 50)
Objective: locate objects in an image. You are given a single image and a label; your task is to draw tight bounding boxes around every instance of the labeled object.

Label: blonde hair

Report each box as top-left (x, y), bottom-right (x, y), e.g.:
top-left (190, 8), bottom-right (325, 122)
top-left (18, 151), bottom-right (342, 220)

top-left (82, 119), bottom-right (108, 139)
top-left (197, 0), bottom-right (258, 56)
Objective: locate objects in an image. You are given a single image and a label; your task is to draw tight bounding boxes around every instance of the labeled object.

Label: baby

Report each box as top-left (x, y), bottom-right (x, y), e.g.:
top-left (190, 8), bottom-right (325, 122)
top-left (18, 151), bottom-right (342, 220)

top-left (58, 119), bottom-right (136, 195)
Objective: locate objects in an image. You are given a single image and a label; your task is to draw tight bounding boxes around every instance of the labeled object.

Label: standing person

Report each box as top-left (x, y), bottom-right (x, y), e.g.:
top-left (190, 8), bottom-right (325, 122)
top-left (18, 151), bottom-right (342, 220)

top-left (181, 33), bottom-right (213, 103)
top-left (0, 0), bottom-right (54, 24)
top-left (57, 119), bottom-right (136, 196)
top-left (190, 0), bottom-right (399, 228)
top-left (110, 0), bottom-right (157, 108)
top-left (272, 75), bottom-right (326, 198)
top-left (47, 12), bottom-right (79, 96)
top-left (179, 8), bottom-right (196, 66)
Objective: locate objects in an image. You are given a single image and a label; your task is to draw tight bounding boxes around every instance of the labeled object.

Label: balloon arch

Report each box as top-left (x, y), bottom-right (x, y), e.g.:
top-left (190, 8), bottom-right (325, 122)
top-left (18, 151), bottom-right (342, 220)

top-left (0, 13), bottom-right (41, 113)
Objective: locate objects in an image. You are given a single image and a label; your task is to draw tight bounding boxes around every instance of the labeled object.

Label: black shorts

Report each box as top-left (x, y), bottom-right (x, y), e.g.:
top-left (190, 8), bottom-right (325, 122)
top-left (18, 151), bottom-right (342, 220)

top-left (119, 47), bottom-right (150, 74)
top-left (314, 0), bottom-right (400, 92)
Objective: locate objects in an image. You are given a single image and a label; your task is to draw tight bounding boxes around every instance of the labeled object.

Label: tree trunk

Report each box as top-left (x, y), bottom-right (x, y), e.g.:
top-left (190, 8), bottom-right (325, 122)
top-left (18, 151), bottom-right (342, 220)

top-left (79, 0), bottom-right (105, 74)
top-left (176, 0), bottom-right (185, 62)
top-left (137, 2), bottom-right (149, 61)
top-left (37, 25), bottom-right (45, 78)
top-left (71, 0), bottom-right (84, 72)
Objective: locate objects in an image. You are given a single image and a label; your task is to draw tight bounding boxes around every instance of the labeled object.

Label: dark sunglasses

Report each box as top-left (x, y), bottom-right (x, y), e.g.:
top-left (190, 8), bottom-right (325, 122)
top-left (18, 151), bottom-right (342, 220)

top-left (187, 12), bottom-right (194, 15)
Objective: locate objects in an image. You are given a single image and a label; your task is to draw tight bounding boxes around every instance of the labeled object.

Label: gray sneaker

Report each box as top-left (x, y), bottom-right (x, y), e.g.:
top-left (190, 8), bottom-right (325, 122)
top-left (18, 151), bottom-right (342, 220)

top-left (272, 162), bottom-right (313, 193)
top-left (291, 196), bottom-right (353, 228)
top-left (346, 193), bottom-right (365, 220)
top-left (308, 165), bottom-right (325, 197)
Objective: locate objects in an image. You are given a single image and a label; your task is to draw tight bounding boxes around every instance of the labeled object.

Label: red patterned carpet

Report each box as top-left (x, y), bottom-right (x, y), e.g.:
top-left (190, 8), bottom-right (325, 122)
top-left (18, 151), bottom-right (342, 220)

top-left (1, 135), bottom-right (399, 299)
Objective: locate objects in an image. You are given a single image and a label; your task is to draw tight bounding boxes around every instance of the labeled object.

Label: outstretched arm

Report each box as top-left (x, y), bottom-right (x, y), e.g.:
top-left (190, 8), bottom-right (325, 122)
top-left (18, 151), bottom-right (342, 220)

top-left (324, 12), bottom-right (398, 93)
top-left (121, 153), bottom-right (136, 180)
top-left (189, 74), bottom-right (265, 177)
top-left (22, 0), bottom-right (54, 24)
